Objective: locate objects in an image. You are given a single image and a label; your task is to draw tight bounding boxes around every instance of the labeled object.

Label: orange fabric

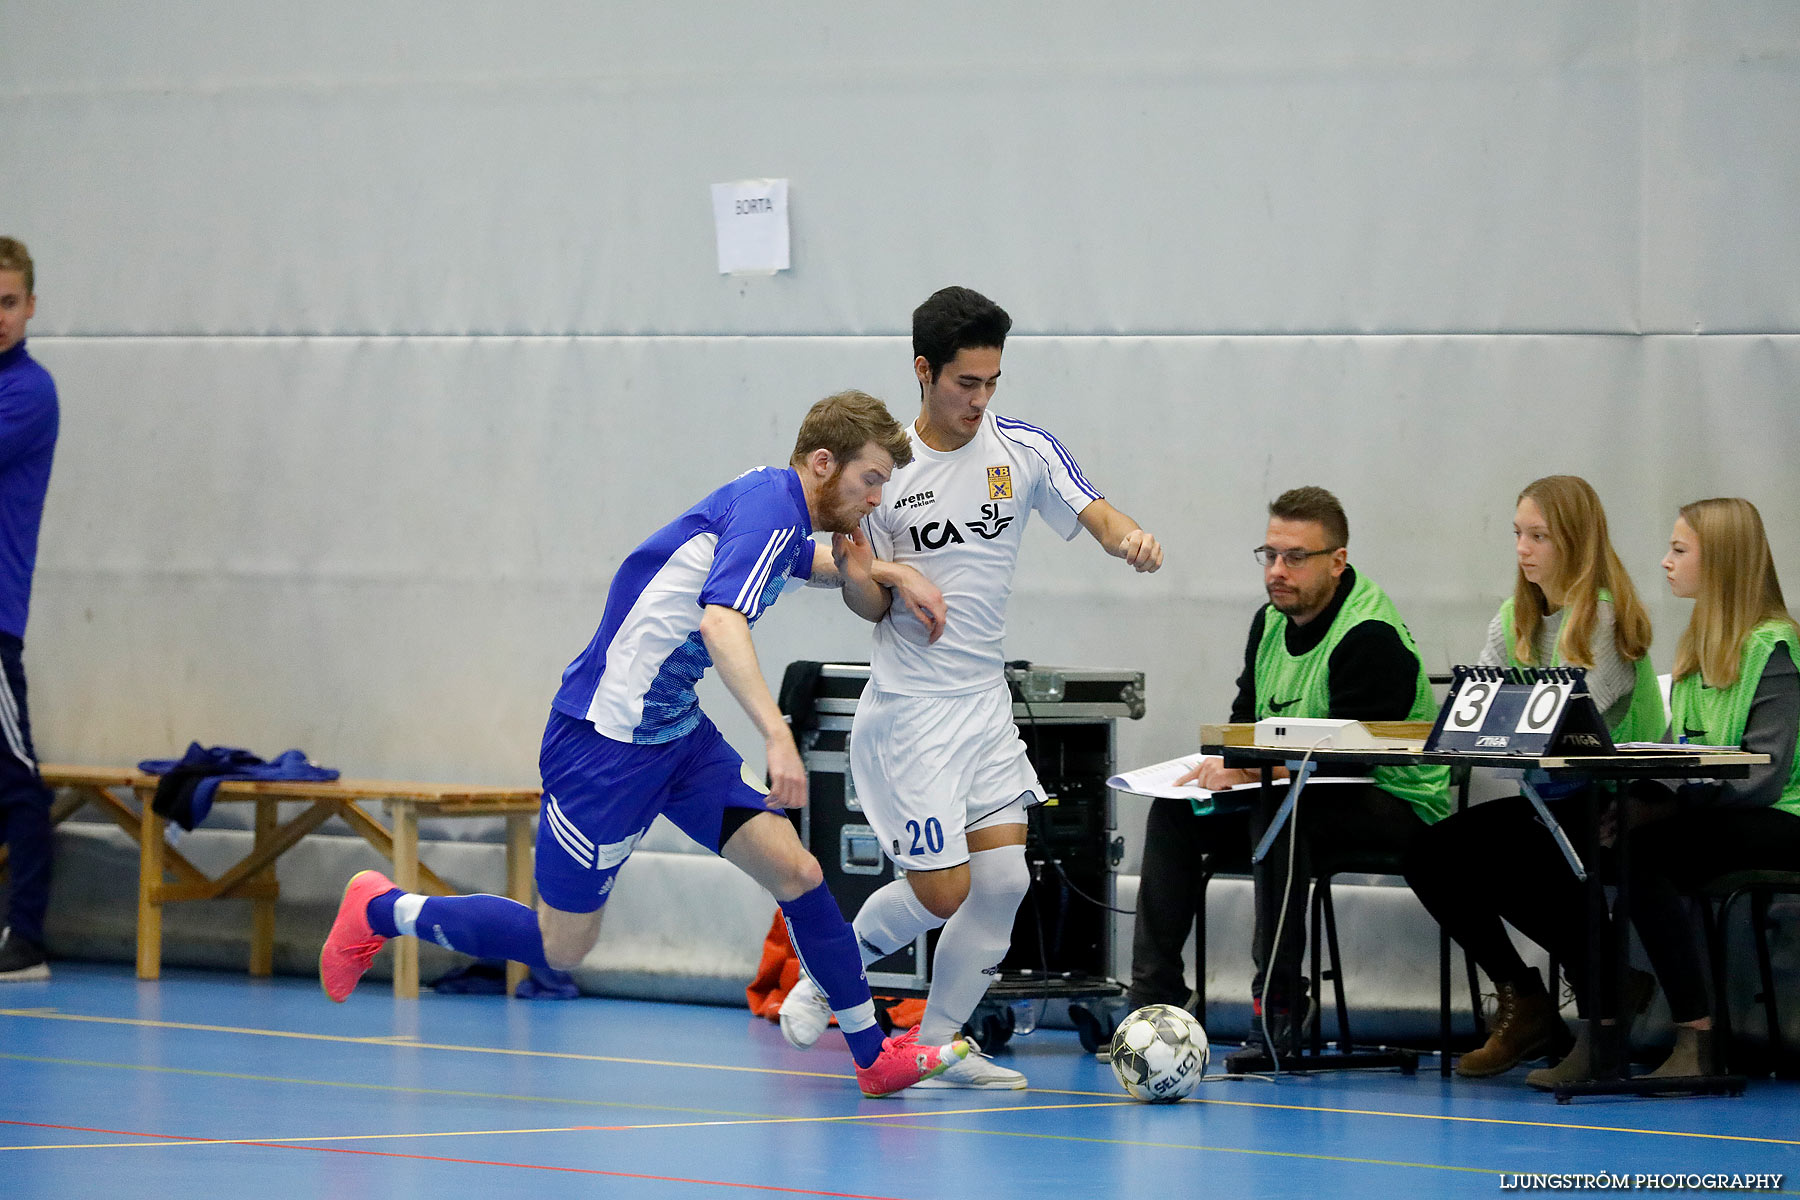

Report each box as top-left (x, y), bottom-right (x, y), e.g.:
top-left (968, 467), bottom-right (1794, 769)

top-left (746, 911), bottom-right (803, 1020)
top-left (745, 910), bottom-right (925, 1034)
top-left (883, 997), bottom-right (927, 1029)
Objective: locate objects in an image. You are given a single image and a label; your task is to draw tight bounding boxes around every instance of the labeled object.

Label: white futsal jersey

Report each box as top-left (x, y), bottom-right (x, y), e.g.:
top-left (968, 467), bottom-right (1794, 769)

top-left (862, 411), bottom-right (1102, 696)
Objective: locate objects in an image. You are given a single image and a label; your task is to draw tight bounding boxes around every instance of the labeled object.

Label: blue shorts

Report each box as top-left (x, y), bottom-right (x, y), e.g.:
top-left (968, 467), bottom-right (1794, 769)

top-left (535, 708), bottom-right (772, 914)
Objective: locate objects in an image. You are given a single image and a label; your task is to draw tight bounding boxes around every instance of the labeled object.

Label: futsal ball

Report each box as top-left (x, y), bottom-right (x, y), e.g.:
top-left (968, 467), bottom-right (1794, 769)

top-left (1109, 1004), bottom-right (1209, 1102)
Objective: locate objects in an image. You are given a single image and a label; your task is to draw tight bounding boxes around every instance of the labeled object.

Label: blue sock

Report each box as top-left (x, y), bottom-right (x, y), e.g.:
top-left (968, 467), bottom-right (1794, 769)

top-left (780, 883), bottom-right (884, 1068)
top-left (406, 894), bottom-right (551, 971)
top-left (366, 888), bottom-right (401, 937)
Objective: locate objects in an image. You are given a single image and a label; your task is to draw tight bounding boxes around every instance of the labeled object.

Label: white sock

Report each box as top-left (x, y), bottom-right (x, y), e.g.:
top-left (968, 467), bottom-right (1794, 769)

top-left (851, 878), bottom-right (944, 965)
top-left (918, 843), bottom-right (1030, 1045)
top-left (393, 893), bottom-right (426, 938)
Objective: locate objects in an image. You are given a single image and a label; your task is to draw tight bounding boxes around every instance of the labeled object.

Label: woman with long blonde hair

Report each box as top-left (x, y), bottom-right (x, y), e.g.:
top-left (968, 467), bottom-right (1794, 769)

top-left (1598, 497), bottom-right (1800, 1079)
top-left (1404, 475), bottom-right (1666, 1082)
top-left (1495, 475), bottom-right (1663, 740)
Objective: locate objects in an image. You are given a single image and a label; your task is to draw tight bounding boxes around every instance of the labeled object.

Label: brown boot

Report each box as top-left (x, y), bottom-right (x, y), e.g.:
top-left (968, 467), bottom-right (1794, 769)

top-left (1526, 1023), bottom-right (1592, 1090)
top-left (1457, 972), bottom-right (1563, 1078)
top-left (1646, 1027), bottom-right (1717, 1079)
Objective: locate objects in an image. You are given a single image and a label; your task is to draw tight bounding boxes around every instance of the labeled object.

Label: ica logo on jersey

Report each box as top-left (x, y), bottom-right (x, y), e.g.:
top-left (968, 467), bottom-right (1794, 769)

top-left (906, 503), bottom-right (1015, 551)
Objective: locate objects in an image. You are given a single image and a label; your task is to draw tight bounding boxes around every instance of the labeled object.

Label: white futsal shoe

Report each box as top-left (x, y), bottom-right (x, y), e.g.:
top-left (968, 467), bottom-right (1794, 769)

top-left (909, 1037), bottom-right (1027, 1090)
top-left (779, 973), bottom-right (834, 1050)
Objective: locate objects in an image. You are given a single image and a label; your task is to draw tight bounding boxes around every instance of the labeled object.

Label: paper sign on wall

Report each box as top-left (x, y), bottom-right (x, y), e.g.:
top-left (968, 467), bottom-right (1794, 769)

top-left (712, 178), bottom-right (790, 275)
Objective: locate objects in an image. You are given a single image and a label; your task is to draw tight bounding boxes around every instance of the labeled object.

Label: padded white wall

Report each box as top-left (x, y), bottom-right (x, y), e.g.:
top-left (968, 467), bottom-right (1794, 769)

top-left (4, 5), bottom-right (1798, 993)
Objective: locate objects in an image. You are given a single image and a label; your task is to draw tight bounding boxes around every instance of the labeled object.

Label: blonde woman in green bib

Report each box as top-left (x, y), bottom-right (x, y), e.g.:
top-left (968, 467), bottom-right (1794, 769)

top-left (1405, 475), bottom-right (1664, 1080)
top-left (1605, 497), bottom-right (1800, 1079)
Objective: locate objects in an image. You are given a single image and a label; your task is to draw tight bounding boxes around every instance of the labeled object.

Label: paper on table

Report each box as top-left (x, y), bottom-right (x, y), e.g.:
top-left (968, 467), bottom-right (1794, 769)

top-left (1106, 755), bottom-right (1261, 800)
top-left (1107, 754), bottom-right (1375, 800)
top-left (1615, 741), bottom-right (1741, 753)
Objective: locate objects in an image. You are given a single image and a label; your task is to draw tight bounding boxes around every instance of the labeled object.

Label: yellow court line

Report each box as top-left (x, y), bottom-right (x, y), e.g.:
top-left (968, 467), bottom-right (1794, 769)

top-left (4, 1074), bottom-right (1795, 1191)
top-left (1183, 1093), bottom-right (1800, 1147)
top-left (23, 1112), bottom-right (1793, 1192)
top-left (2, 1103), bottom-right (1138, 1153)
top-left (0, 1052), bottom-right (808, 1123)
top-left (4, 1126), bottom-right (600, 1153)
top-left (0, 1007), bottom-right (840, 1081)
top-left (0, 1051), bottom-right (1133, 1134)
top-left (6, 1007), bottom-right (1797, 1149)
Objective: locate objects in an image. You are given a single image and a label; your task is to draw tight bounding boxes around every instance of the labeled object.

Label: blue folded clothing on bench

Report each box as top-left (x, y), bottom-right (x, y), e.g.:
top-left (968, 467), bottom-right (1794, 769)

top-left (138, 744), bottom-right (340, 830)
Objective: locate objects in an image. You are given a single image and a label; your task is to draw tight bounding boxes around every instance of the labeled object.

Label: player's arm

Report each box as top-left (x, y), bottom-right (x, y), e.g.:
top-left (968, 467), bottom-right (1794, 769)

top-left (1077, 499), bottom-right (1163, 573)
top-left (698, 604), bottom-right (807, 810)
top-left (803, 540), bottom-right (844, 587)
top-left (833, 526), bottom-right (888, 620)
top-left (834, 522), bottom-right (947, 642)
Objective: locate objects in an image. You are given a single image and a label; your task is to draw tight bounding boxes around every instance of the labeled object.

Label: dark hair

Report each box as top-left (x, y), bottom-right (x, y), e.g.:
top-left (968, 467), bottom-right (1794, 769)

top-left (1268, 486), bottom-right (1349, 548)
top-left (911, 286), bottom-right (1012, 380)
top-left (791, 390), bottom-right (913, 471)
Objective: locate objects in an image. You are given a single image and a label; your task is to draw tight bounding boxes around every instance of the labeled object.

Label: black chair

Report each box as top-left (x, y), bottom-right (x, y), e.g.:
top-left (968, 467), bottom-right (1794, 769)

top-left (1697, 869), bottom-right (1800, 1079)
top-left (1306, 849), bottom-right (1482, 1074)
top-left (1173, 795), bottom-right (1482, 1073)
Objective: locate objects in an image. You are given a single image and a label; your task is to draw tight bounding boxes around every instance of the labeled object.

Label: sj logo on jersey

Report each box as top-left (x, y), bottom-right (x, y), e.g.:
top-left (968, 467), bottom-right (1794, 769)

top-left (987, 466), bottom-right (1012, 500)
top-left (904, 504), bottom-right (1015, 551)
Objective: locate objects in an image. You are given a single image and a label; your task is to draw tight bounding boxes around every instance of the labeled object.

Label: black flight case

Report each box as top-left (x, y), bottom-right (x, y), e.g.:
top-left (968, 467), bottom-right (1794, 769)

top-left (780, 660), bottom-right (1144, 1046)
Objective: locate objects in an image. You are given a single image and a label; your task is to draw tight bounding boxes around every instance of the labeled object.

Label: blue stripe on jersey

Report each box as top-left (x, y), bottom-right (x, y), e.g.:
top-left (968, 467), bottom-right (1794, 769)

top-left (992, 415), bottom-right (1103, 502)
top-left (551, 467), bottom-right (813, 744)
top-left (638, 630), bottom-right (711, 743)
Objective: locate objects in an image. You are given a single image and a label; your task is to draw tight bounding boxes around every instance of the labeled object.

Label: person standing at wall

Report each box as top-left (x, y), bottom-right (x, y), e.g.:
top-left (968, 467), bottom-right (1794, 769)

top-left (780, 286), bottom-right (1164, 1089)
top-left (0, 237), bottom-right (60, 982)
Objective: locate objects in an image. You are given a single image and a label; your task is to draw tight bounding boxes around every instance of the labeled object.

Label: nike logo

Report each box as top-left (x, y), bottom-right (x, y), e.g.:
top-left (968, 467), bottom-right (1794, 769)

top-left (1683, 727), bottom-right (1708, 742)
top-left (1268, 697), bottom-right (1301, 713)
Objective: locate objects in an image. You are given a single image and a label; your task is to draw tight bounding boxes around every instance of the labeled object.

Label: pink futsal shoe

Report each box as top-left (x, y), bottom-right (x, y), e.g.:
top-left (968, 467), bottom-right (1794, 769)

top-left (320, 870), bottom-right (394, 1002)
top-left (854, 1027), bottom-right (971, 1098)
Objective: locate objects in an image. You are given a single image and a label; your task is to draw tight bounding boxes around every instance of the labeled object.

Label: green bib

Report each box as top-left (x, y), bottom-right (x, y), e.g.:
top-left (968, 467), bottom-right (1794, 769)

top-left (1669, 619), bottom-right (1800, 817)
top-left (1254, 572), bottom-right (1449, 823)
top-left (1497, 591), bottom-right (1667, 744)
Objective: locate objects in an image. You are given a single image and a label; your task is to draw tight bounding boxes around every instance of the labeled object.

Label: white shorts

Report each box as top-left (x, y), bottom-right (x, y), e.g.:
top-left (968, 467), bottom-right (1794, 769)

top-left (848, 681), bottom-right (1046, 872)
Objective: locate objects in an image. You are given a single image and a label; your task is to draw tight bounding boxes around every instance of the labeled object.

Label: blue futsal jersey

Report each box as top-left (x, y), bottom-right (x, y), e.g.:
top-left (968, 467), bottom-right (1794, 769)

top-left (551, 466), bottom-right (815, 744)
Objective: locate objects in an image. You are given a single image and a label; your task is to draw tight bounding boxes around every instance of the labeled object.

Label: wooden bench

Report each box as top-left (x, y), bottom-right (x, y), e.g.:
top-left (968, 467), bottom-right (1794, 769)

top-left (30, 765), bottom-right (541, 999)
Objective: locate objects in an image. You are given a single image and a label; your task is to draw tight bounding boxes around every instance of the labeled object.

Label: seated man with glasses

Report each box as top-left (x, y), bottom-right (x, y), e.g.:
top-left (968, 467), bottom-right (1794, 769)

top-left (1123, 486), bottom-right (1448, 1072)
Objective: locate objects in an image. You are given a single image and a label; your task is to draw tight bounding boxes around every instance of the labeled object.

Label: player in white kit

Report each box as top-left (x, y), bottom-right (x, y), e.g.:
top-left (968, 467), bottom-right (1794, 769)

top-left (780, 287), bottom-right (1164, 1088)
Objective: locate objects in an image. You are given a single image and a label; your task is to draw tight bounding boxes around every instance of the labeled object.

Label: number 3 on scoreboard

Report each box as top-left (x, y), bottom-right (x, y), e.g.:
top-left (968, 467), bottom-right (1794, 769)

top-left (1515, 681), bottom-right (1570, 734)
top-left (1448, 679), bottom-right (1498, 731)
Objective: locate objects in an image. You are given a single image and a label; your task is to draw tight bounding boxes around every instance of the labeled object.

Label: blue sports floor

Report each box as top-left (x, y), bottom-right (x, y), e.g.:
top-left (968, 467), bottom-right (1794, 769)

top-left (2, 964), bottom-right (1795, 1199)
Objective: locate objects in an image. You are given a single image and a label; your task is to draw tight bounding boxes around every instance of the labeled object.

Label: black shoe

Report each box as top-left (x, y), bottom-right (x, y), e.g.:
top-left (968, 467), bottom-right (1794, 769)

top-left (1224, 1041), bottom-right (1276, 1074)
top-left (0, 927), bottom-right (49, 982)
top-left (1225, 1002), bottom-right (1307, 1073)
top-left (1071, 997), bottom-right (1137, 1058)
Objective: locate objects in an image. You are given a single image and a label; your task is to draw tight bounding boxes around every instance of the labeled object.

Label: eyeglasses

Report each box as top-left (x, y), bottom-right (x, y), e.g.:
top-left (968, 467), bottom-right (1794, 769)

top-left (1253, 546), bottom-right (1338, 568)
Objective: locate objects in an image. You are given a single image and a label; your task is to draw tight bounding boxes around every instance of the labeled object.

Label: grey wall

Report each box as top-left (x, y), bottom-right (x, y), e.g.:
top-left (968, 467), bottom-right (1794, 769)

top-left (5, 3), bottom-right (1798, 995)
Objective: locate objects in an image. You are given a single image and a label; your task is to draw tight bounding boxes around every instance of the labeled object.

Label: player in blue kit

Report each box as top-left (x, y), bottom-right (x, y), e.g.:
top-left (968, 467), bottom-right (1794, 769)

top-left (322, 390), bottom-right (968, 1096)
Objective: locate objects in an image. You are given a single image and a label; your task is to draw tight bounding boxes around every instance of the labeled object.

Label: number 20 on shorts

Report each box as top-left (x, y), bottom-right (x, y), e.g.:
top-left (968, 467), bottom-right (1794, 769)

top-left (906, 818), bottom-right (944, 855)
